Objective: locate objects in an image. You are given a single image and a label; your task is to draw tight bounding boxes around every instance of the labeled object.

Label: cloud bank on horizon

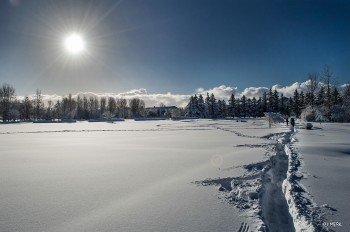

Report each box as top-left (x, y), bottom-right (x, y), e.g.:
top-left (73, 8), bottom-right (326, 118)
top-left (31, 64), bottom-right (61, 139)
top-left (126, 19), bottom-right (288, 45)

top-left (17, 81), bottom-right (341, 108)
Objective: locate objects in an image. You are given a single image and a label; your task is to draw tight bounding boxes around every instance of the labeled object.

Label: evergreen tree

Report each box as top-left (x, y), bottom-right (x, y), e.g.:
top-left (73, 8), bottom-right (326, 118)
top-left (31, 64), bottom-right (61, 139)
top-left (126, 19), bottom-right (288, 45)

top-left (341, 84), bottom-right (350, 121)
top-left (322, 65), bottom-right (334, 115)
top-left (325, 85), bottom-right (332, 113)
top-left (217, 100), bottom-right (223, 118)
top-left (186, 95), bottom-right (198, 117)
top-left (205, 93), bottom-right (211, 117)
top-left (293, 89), bottom-right (301, 117)
top-left (209, 93), bottom-right (217, 118)
top-left (268, 88), bottom-right (274, 112)
top-left (241, 95), bottom-right (247, 117)
top-left (235, 98), bottom-right (241, 117)
top-left (246, 98), bottom-right (252, 117)
top-left (192, 94), bottom-right (199, 117)
top-left (262, 91), bottom-right (268, 113)
top-left (287, 97), bottom-right (294, 116)
top-left (215, 99), bottom-right (227, 118)
top-left (279, 94), bottom-right (285, 115)
top-left (221, 99), bottom-right (227, 117)
top-left (332, 87), bottom-right (341, 106)
top-left (257, 97), bottom-right (264, 117)
top-left (186, 96), bottom-right (193, 117)
top-left (316, 86), bottom-right (325, 107)
top-left (251, 97), bottom-right (257, 117)
top-left (342, 84), bottom-right (350, 106)
top-left (273, 89), bottom-right (279, 112)
top-left (228, 94), bottom-right (236, 117)
top-left (198, 94), bottom-right (207, 118)
top-left (300, 91), bottom-right (306, 110)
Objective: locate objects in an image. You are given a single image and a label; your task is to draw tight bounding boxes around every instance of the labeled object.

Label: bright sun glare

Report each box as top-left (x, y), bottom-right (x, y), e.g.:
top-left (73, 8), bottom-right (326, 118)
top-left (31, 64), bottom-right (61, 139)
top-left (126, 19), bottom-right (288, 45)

top-left (64, 33), bottom-right (86, 55)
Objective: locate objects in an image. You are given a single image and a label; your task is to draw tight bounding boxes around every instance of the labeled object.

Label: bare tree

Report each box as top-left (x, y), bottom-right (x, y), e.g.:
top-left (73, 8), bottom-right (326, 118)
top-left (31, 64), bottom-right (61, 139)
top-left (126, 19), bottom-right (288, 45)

top-left (322, 65), bottom-right (336, 118)
top-left (54, 100), bottom-right (62, 120)
top-left (46, 100), bottom-right (53, 120)
top-left (107, 97), bottom-right (117, 118)
top-left (93, 97), bottom-right (99, 118)
top-left (88, 96), bottom-right (99, 118)
top-left (33, 89), bottom-right (44, 120)
top-left (22, 96), bottom-right (33, 120)
top-left (62, 94), bottom-right (77, 119)
top-left (82, 96), bottom-right (89, 119)
top-left (76, 96), bottom-right (84, 119)
top-left (100, 97), bottom-right (106, 117)
top-left (0, 84), bottom-right (16, 122)
top-left (129, 98), bottom-right (145, 117)
top-left (116, 98), bottom-right (127, 118)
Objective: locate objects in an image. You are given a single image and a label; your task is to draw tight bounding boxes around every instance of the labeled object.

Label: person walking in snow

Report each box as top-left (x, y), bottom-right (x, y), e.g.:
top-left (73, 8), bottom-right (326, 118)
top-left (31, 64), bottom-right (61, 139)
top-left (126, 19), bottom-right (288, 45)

top-left (291, 118), bottom-right (295, 127)
top-left (286, 118), bottom-right (289, 126)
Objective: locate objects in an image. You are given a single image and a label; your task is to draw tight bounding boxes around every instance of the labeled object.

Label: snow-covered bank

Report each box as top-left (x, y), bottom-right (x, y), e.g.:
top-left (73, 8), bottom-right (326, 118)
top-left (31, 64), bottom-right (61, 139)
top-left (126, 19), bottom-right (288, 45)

top-left (283, 138), bottom-right (320, 232)
top-left (286, 123), bottom-right (350, 232)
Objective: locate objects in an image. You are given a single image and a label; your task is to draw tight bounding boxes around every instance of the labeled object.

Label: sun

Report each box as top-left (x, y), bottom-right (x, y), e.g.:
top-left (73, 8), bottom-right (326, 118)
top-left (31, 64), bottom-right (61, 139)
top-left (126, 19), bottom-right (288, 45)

top-left (63, 33), bottom-right (86, 55)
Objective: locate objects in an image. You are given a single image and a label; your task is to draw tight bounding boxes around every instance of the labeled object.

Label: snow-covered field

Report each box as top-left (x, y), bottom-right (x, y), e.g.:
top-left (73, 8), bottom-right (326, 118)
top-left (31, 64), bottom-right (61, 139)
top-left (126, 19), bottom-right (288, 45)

top-left (0, 119), bottom-right (348, 232)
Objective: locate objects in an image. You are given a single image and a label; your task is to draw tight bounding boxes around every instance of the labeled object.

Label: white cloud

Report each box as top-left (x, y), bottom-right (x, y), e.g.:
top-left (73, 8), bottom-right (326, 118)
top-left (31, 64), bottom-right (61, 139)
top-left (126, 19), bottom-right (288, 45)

top-left (271, 82), bottom-right (309, 97)
top-left (238, 81), bottom-right (311, 99)
top-left (196, 85), bottom-right (238, 100)
top-left (240, 87), bottom-right (269, 98)
top-left (121, 88), bottom-right (148, 96)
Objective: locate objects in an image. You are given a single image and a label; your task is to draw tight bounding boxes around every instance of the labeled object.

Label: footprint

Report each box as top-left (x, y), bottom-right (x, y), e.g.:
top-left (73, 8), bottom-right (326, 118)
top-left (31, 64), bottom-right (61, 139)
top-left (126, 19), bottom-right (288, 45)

top-left (237, 222), bottom-right (250, 232)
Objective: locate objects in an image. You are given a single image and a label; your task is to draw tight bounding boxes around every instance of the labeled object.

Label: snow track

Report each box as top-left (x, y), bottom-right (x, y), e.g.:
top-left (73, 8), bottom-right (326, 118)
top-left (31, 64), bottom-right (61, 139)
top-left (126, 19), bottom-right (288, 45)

top-left (196, 126), bottom-right (298, 231)
top-left (260, 135), bottom-right (295, 232)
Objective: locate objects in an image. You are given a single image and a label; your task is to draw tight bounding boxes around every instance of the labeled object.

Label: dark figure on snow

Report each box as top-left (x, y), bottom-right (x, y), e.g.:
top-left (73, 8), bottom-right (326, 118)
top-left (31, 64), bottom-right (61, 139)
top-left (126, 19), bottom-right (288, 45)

top-left (291, 118), bottom-right (295, 127)
top-left (286, 118), bottom-right (289, 126)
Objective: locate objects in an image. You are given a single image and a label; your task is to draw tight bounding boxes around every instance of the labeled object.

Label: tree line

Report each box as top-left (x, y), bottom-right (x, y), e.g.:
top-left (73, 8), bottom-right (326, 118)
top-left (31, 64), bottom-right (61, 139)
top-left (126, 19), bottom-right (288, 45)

top-left (1, 65), bottom-right (349, 122)
top-left (185, 66), bottom-right (350, 122)
top-left (0, 87), bottom-right (147, 122)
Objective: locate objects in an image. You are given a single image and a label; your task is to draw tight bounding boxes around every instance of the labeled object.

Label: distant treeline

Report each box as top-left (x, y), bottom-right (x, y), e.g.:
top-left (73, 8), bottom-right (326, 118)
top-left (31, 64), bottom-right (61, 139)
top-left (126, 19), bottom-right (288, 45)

top-left (1, 65), bottom-right (349, 122)
top-left (0, 87), bottom-right (159, 122)
top-left (184, 66), bottom-right (350, 122)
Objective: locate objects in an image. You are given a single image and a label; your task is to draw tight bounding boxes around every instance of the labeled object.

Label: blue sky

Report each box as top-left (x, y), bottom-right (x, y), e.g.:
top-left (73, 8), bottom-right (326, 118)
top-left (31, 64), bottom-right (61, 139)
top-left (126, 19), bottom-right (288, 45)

top-left (0, 0), bottom-right (349, 96)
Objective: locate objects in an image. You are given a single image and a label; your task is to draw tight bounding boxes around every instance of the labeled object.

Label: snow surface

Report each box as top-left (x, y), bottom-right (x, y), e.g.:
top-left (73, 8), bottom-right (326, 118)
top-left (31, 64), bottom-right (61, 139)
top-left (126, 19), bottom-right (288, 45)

top-left (2, 119), bottom-right (346, 232)
top-left (290, 123), bottom-right (350, 232)
top-left (0, 119), bottom-right (271, 232)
